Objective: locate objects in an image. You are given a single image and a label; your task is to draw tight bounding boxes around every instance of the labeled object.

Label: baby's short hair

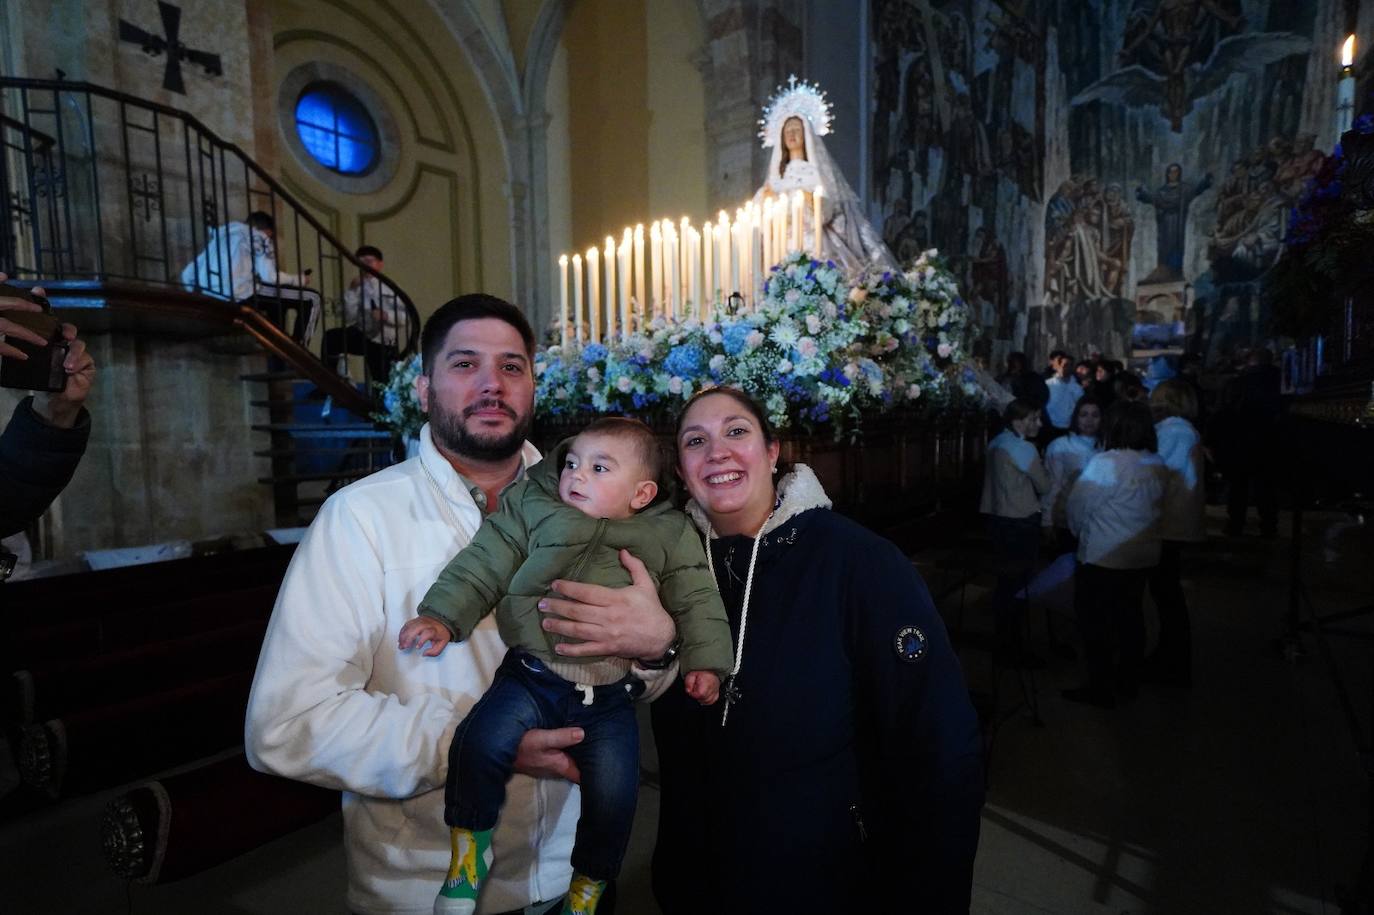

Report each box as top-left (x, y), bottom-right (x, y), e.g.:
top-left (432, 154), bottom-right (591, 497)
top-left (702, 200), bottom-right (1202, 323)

top-left (577, 416), bottom-right (664, 485)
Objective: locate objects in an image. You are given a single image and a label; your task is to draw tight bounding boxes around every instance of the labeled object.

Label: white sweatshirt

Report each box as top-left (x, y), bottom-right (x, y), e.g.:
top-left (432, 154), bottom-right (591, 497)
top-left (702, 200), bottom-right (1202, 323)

top-left (1154, 416), bottom-right (1206, 543)
top-left (244, 425), bottom-right (578, 915)
top-left (1067, 449), bottom-right (1166, 569)
top-left (980, 429), bottom-right (1050, 519)
top-left (1041, 433), bottom-right (1099, 528)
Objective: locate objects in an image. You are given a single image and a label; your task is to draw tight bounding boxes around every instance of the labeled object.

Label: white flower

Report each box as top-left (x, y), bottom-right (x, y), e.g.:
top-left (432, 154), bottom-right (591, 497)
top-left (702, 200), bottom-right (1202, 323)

top-left (616, 375), bottom-right (633, 392)
top-left (823, 302), bottom-right (838, 318)
top-left (894, 318), bottom-right (911, 334)
top-left (587, 366), bottom-right (601, 382)
top-left (805, 314), bottom-right (822, 334)
top-left (907, 383), bottom-right (922, 400)
top-left (891, 296), bottom-right (911, 314)
top-left (709, 354), bottom-right (726, 372)
top-left (796, 337), bottom-right (819, 359)
top-left (937, 342), bottom-right (952, 358)
top-left (535, 362), bottom-right (547, 376)
top-left (709, 331), bottom-right (723, 344)
top-left (770, 321), bottom-right (800, 347)
top-left (785, 288), bottom-right (802, 304)
top-left (639, 346), bottom-right (655, 361)
top-left (843, 361), bottom-right (860, 381)
top-left (669, 376), bottom-right (684, 394)
top-left (746, 330), bottom-right (765, 349)
top-left (777, 358), bottom-right (793, 374)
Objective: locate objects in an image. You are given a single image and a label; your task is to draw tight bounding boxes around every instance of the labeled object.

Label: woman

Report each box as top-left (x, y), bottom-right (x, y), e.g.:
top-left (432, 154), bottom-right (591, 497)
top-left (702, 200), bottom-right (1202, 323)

top-left (1146, 379), bottom-right (1206, 687)
top-left (1064, 401), bottom-right (1167, 709)
top-left (650, 387), bottom-right (983, 914)
top-left (980, 399), bottom-right (1051, 664)
top-left (755, 109), bottom-right (897, 273)
top-left (1042, 397), bottom-right (1103, 554)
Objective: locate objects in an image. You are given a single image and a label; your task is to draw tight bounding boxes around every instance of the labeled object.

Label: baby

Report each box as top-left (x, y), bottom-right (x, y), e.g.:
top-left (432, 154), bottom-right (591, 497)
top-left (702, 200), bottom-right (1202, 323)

top-left (399, 416), bottom-right (733, 915)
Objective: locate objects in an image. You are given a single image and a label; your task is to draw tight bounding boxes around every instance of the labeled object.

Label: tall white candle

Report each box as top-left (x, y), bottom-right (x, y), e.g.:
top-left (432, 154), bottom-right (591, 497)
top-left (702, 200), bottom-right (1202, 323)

top-left (773, 195), bottom-right (784, 264)
top-left (718, 212), bottom-right (731, 298)
top-left (1338, 34), bottom-right (1357, 134)
top-left (679, 217), bottom-right (691, 314)
top-left (604, 237), bottom-right (616, 339)
top-left (649, 222), bottom-right (663, 317)
top-left (572, 253), bottom-right (583, 343)
top-left (689, 227), bottom-right (701, 319)
top-left (702, 220), bottom-right (713, 308)
top-left (792, 190), bottom-right (803, 252)
top-left (666, 223), bottom-right (680, 319)
top-left (558, 254), bottom-right (569, 349)
top-left (633, 224), bottom-right (646, 328)
top-left (587, 247), bottom-right (601, 343)
top-left (762, 198), bottom-right (773, 272)
top-left (618, 230), bottom-right (632, 339)
top-left (812, 185), bottom-right (824, 257)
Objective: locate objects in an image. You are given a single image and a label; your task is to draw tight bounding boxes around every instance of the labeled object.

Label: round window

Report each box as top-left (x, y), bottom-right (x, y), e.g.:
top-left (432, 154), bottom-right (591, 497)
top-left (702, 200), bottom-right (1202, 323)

top-left (293, 83), bottom-right (380, 175)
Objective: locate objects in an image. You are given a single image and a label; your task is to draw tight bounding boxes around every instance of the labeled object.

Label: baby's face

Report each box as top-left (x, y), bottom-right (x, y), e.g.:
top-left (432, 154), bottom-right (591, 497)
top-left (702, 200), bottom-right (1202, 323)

top-left (558, 433), bottom-right (655, 520)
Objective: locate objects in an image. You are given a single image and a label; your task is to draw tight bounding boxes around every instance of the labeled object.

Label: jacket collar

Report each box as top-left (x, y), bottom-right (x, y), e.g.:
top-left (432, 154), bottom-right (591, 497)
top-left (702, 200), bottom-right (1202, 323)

top-left (417, 423), bottom-right (541, 512)
top-left (685, 462), bottom-right (832, 541)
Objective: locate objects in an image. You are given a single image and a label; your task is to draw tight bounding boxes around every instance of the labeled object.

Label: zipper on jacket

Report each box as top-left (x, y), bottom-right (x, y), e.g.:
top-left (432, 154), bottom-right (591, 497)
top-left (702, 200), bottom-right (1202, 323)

top-left (849, 803), bottom-right (868, 842)
top-left (564, 518), bottom-right (607, 583)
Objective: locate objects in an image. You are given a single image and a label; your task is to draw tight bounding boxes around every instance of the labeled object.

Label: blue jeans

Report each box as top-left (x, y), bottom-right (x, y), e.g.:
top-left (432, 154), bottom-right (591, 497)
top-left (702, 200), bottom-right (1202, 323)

top-left (445, 649), bottom-right (643, 880)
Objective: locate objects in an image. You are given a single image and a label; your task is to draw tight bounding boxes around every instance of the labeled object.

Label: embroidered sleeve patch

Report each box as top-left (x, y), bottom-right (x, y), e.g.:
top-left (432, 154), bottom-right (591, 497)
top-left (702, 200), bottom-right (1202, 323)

top-left (894, 626), bottom-right (927, 662)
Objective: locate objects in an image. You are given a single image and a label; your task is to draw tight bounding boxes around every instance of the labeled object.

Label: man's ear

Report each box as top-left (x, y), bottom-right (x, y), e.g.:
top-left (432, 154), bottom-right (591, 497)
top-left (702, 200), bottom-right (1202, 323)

top-left (414, 372), bottom-right (430, 413)
top-left (630, 479), bottom-right (659, 511)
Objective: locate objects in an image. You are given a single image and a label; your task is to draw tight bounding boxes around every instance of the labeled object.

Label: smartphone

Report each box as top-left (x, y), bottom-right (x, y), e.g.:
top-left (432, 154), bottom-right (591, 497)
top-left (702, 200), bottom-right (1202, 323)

top-left (0, 286), bottom-right (68, 393)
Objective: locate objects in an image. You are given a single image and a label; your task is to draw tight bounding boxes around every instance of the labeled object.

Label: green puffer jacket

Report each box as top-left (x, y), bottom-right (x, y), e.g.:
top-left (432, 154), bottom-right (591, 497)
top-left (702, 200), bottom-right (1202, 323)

top-left (418, 438), bottom-right (733, 676)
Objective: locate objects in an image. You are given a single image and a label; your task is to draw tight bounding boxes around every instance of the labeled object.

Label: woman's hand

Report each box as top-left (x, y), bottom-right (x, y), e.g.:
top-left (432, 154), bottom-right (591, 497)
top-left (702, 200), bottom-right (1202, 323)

top-left (539, 549), bottom-right (676, 661)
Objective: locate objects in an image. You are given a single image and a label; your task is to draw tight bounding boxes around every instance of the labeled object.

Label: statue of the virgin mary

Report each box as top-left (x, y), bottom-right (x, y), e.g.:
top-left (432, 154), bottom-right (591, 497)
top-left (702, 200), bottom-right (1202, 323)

top-left (755, 76), bottom-right (897, 275)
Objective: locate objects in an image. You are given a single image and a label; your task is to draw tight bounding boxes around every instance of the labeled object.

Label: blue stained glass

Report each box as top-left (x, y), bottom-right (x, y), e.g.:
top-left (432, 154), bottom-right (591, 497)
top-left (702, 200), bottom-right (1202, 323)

top-left (294, 84), bottom-right (379, 175)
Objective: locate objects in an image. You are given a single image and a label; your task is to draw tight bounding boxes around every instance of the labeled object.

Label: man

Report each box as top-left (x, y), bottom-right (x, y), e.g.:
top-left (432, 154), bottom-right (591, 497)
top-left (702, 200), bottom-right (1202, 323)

top-left (1043, 349), bottom-right (1083, 434)
top-left (323, 245), bottom-right (411, 384)
top-left (245, 294), bottom-right (675, 915)
top-left (0, 277), bottom-right (96, 578)
top-left (996, 351), bottom-right (1048, 410)
top-left (180, 211), bottom-right (319, 343)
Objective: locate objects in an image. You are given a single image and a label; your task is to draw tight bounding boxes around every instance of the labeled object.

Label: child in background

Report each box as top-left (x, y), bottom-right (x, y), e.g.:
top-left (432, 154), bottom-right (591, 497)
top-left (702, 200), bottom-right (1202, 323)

top-left (399, 416), bottom-right (733, 915)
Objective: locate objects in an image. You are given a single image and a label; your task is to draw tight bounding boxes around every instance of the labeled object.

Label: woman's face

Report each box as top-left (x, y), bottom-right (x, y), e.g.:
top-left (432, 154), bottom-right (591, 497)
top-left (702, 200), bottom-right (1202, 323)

top-left (782, 117), bottom-right (805, 158)
top-left (1075, 403), bottom-right (1101, 437)
top-left (677, 393), bottom-right (782, 537)
top-left (1012, 411), bottom-right (1042, 440)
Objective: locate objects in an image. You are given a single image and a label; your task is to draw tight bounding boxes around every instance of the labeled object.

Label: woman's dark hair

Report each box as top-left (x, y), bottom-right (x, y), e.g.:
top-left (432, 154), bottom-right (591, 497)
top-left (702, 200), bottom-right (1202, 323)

top-left (674, 386), bottom-right (791, 478)
top-left (1001, 398), bottom-right (1041, 426)
top-left (1102, 400), bottom-right (1157, 452)
top-left (1113, 371), bottom-right (1146, 401)
top-left (1068, 395), bottom-right (1104, 439)
top-left (420, 293), bottom-right (535, 373)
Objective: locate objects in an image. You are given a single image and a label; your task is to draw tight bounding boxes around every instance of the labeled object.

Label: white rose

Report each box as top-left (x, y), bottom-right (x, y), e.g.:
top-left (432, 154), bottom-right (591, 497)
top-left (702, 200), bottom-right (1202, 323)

top-left (806, 314), bottom-right (822, 334)
top-left (669, 376), bottom-right (684, 394)
top-left (587, 366), bottom-right (601, 382)
top-left (907, 383), bottom-right (922, 400)
top-left (617, 375), bottom-right (633, 392)
top-left (709, 354), bottom-right (727, 372)
top-left (777, 358), bottom-right (793, 374)
top-left (937, 342), bottom-right (953, 358)
top-left (746, 330), bottom-right (765, 349)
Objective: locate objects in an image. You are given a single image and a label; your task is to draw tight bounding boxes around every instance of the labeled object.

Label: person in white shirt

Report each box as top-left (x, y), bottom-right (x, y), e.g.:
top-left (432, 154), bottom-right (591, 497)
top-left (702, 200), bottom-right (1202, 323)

top-left (1145, 379), bottom-right (1206, 688)
top-left (180, 211), bottom-right (319, 343)
top-left (1041, 397), bottom-right (1103, 552)
top-left (245, 294), bottom-right (677, 915)
top-left (1043, 349), bottom-right (1084, 433)
top-left (980, 399), bottom-right (1050, 664)
top-left (323, 244), bottom-right (412, 383)
top-left (1064, 401), bottom-right (1167, 709)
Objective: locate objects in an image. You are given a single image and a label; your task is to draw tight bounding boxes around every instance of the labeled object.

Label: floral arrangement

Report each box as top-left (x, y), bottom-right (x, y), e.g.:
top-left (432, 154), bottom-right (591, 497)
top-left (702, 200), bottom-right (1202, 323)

top-left (1266, 113), bottom-right (1374, 337)
top-left (373, 351), bottom-right (425, 439)
top-left (534, 249), bottom-right (984, 438)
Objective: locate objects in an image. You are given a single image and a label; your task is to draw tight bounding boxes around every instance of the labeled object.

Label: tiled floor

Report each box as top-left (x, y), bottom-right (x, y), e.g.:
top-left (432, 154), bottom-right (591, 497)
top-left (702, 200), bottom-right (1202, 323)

top-left (0, 508), bottom-right (1367, 914)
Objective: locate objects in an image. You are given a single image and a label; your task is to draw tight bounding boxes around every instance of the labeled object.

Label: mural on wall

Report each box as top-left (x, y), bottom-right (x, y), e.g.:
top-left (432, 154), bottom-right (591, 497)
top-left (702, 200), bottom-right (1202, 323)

top-left (871, 0), bottom-right (1341, 366)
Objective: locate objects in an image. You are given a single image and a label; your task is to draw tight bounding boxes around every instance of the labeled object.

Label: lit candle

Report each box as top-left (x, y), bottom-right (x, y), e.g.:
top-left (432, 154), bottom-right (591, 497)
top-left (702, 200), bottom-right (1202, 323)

top-left (586, 247), bottom-right (600, 343)
top-left (792, 190), bottom-right (804, 252)
top-left (702, 220), bottom-right (713, 308)
top-left (1338, 34), bottom-right (1357, 134)
top-left (558, 254), bottom-right (569, 349)
top-left (812, 185), bottom-right (824, 257)
top-left (718, 211), bottom-right (731, 297)
top-left (666, 221), bottom-right (680, 319)
top-left (689, 227), bottom-right (701, 319)
top-left (604, 236), bottom-right (616, 340)
top-left (730, 222), bottom-right (742, 303)
top-left (762, 198), bottom-right (773, 272)
top-left (572, 253), bottom-right (583, 343)
top-left (633, 224), bottom-right (646, 328)
top-left (618, 229), bottom-right (632, 339)
top-left (649, 222), bottom-right (662, 317)
top-left (680, 217), bottom-right (691, 314)
top-left (773, 194), bottom-right (785, 264)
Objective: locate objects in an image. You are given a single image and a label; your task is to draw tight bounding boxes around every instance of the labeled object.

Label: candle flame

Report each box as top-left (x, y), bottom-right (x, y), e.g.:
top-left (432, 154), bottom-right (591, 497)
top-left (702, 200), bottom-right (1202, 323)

top-left (1343, 34), bottom-right (1356, 67)
top-left (587, 246), bottom-right (598, 261)
top-left (572, 253), bottom-right (582, 265)
top-left (559, 254), bottom-right (568, 266)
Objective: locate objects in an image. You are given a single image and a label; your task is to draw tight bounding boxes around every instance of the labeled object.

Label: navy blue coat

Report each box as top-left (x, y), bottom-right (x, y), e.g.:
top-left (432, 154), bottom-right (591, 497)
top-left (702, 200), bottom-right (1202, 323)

top-left (0, 396), bottom-right (90, 539)
top-left (651, 502), bottom-right (983, 914)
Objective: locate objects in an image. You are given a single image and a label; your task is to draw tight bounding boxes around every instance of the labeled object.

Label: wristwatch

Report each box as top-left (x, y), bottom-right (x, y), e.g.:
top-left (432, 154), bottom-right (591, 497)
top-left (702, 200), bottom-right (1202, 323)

top-left (639, 636), bottom-right (682, 670)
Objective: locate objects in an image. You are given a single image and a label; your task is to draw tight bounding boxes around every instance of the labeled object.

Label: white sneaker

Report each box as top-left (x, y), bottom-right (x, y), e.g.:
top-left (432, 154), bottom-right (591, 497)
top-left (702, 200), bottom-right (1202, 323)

top-left (433, 887), bottom-right (477, 915)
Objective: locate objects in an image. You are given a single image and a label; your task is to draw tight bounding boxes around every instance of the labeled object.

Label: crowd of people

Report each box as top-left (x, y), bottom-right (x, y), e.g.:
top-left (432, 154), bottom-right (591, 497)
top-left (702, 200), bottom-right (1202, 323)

top-left (983, 344), bottom-right (1284, 708)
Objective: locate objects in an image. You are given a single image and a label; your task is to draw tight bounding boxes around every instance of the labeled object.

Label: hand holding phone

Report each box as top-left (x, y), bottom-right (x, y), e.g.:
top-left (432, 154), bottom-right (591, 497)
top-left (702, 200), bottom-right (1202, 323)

top-left (0, 281), bottom-right (68, 393)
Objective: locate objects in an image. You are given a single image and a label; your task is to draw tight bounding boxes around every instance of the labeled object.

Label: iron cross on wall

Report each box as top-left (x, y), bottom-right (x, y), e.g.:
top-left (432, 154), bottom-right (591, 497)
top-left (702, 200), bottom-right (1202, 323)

top-left (118, 1), bottom-right (223, 95)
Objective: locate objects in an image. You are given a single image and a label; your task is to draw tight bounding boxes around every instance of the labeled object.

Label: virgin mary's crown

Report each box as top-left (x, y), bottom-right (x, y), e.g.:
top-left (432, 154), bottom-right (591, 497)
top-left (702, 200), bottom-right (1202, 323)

top-left (759, 74), bottom-right (832, 148)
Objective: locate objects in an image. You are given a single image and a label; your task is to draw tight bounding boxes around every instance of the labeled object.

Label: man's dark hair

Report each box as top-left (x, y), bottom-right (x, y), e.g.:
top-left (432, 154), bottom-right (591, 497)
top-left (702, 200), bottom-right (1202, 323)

top-left (1102, 401), bottom-right (1157, 452)
top-left (421, 294), bottom-right (536, 373)
top-left (248, 211), bottom-right (275, 233)
top-left (1048, 349), bottom-right (1069, 362)
top-left (356, 244), bottom-right (384, 261)
top-left (1002, 397), bottom-right (1041, 426)
top-left (579, 416), bottom-right (665, 490)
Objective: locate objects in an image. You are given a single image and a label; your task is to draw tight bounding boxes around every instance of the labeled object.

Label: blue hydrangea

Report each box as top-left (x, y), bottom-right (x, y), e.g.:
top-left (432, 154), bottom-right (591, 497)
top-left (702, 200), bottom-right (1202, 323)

top-left (722, 323), bottom-right (752, 356)
top-left (581, 342), bottom-right (608, 364)
top-left (664, 343), bottom-right (706, 379)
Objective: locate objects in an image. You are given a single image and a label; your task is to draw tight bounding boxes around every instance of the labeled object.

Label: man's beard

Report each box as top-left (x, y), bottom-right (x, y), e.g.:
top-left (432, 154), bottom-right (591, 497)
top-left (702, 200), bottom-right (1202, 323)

top-left (428, 395), bottom-right (532, 462)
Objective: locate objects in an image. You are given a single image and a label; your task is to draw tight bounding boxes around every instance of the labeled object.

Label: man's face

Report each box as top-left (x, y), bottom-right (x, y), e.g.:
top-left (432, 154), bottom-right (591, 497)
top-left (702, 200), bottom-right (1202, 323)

top-left (1051, 355), bottom-right (1068, 375)
top-left (416, 317), bottom-right (534, 463)
top-left (559, 432), bottom-right (656, 520)
top-left (360, 254), bottom-right (383, 272)
top-left (1166, 164), bottom-right (1182, 183)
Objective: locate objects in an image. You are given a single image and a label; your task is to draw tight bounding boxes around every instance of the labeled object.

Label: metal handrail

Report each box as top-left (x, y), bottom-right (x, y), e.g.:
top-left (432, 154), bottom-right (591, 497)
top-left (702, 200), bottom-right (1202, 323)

top-left (0, 75), bottom-right (422, 379)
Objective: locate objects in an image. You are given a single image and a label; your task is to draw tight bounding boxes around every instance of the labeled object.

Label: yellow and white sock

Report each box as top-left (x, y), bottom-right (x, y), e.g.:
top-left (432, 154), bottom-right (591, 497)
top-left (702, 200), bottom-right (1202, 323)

top-left (561, 873), bottom-right (607, 914)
